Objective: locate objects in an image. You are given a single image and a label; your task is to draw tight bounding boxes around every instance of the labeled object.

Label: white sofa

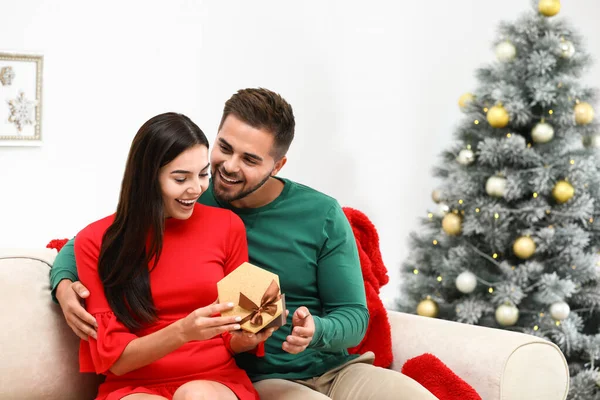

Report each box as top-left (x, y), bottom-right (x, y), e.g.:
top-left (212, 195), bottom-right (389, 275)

top-left (0, 249), bottom-right (570, 400)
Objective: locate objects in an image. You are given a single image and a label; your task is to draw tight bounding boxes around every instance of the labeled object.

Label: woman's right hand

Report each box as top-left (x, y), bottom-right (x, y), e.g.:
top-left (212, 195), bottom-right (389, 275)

top-left (178, 302), bottom-right (242, 343)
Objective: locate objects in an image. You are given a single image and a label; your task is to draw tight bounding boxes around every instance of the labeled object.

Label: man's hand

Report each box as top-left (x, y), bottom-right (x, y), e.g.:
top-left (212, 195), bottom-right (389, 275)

top-left (56, 280), bottom-right (97, 341)
top-left (282, 306), bottom-right (314, 354)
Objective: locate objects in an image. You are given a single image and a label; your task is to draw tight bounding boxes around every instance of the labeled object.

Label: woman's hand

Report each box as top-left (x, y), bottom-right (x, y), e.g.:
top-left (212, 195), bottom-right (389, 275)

top-left (178, 302), bottom-right (242, 343)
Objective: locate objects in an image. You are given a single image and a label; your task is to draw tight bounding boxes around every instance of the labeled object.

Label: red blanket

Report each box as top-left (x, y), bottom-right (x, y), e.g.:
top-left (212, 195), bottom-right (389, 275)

top-left (343, 207), bottom-right (393, 368)
top-left (341, 209), bottom-right (481, 400)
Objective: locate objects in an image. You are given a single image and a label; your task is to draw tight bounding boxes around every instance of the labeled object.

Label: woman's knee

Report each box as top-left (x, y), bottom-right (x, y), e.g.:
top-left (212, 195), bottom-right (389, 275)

top-left (173, 381), bottom-right (235, 400)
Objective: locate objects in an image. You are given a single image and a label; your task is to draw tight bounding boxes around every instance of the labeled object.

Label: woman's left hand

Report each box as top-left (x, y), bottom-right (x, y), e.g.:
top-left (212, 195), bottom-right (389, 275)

top-left (230, 328), bottom-right (275, 354)
top-left (230, 310), bottom-right (289, 354)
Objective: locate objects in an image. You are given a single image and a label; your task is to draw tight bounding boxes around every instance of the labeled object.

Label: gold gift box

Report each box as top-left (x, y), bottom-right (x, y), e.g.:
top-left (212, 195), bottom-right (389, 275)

top-left (217, 262), bottom-right (286, 333)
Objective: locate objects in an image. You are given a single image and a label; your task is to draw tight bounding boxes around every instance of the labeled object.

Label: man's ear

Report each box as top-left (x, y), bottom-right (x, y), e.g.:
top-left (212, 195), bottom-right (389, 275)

top-left (271, 156), bottom-right (287, 176)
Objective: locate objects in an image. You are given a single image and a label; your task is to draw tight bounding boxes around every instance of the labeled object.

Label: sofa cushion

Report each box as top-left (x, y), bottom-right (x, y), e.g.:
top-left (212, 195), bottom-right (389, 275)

top-left (0, 249), bottom-right (101, 400)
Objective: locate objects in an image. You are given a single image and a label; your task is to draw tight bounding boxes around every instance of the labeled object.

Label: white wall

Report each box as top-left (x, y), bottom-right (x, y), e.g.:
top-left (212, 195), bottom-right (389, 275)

top-left (2, 0), bottom-right (599, 306)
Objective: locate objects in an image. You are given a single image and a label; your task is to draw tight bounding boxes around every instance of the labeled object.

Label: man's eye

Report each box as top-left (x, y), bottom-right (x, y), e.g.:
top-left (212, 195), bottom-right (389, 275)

top-left (245, 159), bottom-right (257, 165)
top-left (220, 145), bottom-right (232, 153)
top-left (200, 173), bottom-right (209, 177)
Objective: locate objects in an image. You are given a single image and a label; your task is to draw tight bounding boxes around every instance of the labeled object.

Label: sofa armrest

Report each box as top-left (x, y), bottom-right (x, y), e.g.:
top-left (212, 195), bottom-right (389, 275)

top-left (387, 310), bottom-right (569, 400)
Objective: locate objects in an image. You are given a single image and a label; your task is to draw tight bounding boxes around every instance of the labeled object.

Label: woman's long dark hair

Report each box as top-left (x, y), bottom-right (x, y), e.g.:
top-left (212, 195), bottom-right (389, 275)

top-left (98, 112), bottom-right (209, 330)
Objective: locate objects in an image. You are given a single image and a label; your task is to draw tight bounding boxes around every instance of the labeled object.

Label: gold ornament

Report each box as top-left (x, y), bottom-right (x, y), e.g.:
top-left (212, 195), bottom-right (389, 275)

top-left (417, 299), bottom-right (439, 318)
top-left (513, 236), bottom-right (536, 260)
top-left (487, 105), bottom-right (510, 128)
top-left (574, 102), bottom-right (595, 125)
top-left (538, 0), bottom-right (560, 17)
top-left (442, 213), bottom-right (462, 236)
top-left (458, 93), bottom-right (474, 110)
top-left (552, 180), bottom-right (575, 204)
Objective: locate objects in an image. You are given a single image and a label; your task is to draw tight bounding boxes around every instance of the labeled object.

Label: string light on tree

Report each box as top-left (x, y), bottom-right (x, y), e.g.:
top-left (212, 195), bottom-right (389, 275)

top-left (442, 213), bottom-right (462, 236)
top-left (550, 301), bottom-right (570, 321)
top-left (456, 149), bottom-right (475, 165)
top-left (531, 121), bottom-right (554, 143)
top-left (458, 93), bottom-right (474, 110)
top-left (486, 176), bottom-right (507, 197)
top-left (574, 101), bottom-right (595, 125)
top-left (552, 180), bottom-right (575, 204)
top-left (513, 236), bottom-right (536, 259)
top-left (456, 271), bottom-right (477, 294)
top-left (496, 304), bottom-right (519, 326)
top-left (495, 41), bottom-right (517, 62)
top-left (417, 298), bottom-right (439, 318)
top-left (538, 0), bottom-right (561, 16)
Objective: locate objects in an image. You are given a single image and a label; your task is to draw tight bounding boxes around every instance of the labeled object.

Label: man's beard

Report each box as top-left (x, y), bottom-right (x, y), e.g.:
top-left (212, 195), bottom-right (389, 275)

top-left (213, 166), bottom-right (273, 204)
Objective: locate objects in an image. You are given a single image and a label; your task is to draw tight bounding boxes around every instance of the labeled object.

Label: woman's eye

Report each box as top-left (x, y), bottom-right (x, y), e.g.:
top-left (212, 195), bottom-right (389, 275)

top-left (200, 173), bottom-right (209, 177)
top-left (175, 178), bottom-right (186, 183)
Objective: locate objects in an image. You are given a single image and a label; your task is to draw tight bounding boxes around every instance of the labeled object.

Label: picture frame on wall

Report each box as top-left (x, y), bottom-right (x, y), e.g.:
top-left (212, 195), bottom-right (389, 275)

top-left (0, 52), bottom-right (43, 146)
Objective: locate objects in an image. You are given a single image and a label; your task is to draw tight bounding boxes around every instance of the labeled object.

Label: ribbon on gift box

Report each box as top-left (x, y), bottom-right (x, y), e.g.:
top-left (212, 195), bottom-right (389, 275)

top-left (239, 279), bottom-right (281, 326)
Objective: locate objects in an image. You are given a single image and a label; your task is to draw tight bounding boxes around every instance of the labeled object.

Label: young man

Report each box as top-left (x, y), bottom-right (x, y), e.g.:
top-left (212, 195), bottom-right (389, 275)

top-left (51, 88), bottom-right (437, 400)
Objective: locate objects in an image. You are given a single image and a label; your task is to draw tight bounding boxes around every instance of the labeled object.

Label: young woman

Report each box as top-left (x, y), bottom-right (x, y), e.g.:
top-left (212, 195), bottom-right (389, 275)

top-left (74, 113), bottom-right (264, 400)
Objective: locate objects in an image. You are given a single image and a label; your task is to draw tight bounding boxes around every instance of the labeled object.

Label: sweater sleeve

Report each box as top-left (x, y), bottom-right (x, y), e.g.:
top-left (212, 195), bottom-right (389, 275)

top-left (74, 227), bottom-right (138, 374)
top-left (309, 203), bottom-right (369, 352)
top-left (49, 237), bottom-right (80, 303)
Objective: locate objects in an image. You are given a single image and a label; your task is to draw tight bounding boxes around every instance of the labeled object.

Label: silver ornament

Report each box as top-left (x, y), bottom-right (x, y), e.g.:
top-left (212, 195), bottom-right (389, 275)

top-left (455, 271), bottom-right (477, 294)
top-left (495, 41), bottom-right (516, 62)
top-left (486, 176), bottom-right (507, 198)
top-left (531, 122), bottom-right (555, 143)
top-left (495, 304), bottom-right (519, 326)
top-left (549, 302), bottom-right (570, 321)
top-left (560, 41), bottom-right (575, 59)
top-left (456, 149), bottom-right (475, 166)
top-left (434, 203), bottom-right (450, 218)
top-left (587, 135), bottom-right (600, 148)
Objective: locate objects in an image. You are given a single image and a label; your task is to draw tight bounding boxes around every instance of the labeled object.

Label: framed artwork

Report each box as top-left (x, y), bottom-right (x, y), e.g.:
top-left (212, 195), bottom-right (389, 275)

top-left (0, 52), bottom-right (43, 146)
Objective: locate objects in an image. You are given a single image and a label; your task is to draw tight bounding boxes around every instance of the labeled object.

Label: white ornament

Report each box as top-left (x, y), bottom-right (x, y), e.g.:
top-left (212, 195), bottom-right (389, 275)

top-left (495, 41), bottom-right (517, 62)
top-left (560, 41), bottom-right (575, 59)
top-left (531, 122), bottom-right (555, 143)
top-left (7, 92), bottom-right (37, 133)
top-left (587, 135), bottom-right (600, 148)
top-left (455, 271), bottom-right (477, 294)
top-left (434, 203), bottom-right (450, 218)
top-left (456, 149), bottom-right (475, 166)
top-left (486, 176), bottom-right (507, 198)
top-left (549, 302), bottom-right (570, 321)
top-left (495, 304), bottom-right (519, 326)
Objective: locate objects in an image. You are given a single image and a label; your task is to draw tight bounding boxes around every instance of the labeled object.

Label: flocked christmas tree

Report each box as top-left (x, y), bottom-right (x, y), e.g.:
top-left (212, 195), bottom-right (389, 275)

top-left (396, 0), bottom-right (600, 397)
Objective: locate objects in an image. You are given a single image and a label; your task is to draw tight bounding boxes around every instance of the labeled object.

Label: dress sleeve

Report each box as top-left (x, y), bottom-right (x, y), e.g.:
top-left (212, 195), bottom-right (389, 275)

top-left (74, 227), bottom-right (138, 374)
top-left (220, 212), bottom-right (265, 356)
